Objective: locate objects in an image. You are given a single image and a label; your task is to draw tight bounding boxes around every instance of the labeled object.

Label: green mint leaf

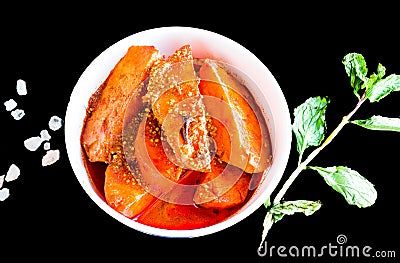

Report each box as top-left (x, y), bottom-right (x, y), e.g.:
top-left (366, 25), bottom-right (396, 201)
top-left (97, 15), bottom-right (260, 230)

top-left (292, 96), bottom-right (329, 163)
top-left (258, 200), bottom-right (321, 251)
top-left (342, 53), bottom-right (369, 99)
top-left (366, 74), bottom-right (400, 102)
top-left (264, 197), bottom-right (271, 208)
top-left (351, 115), bottom-right (400, 132)
top-left (270, 200), bottom-right (322, 221)
top-left (365, 63), bottom-right (386, 89)
top-left (309, 166), bottom-right (377, 208)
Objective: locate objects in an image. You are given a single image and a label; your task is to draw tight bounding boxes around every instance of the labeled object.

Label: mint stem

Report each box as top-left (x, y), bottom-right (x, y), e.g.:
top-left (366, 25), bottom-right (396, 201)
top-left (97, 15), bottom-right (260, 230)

top-left (272, 95), bottom-right (366, 205)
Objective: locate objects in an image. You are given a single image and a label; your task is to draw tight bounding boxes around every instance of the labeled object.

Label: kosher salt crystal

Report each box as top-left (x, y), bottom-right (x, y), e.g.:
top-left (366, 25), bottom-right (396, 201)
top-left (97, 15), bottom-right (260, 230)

top-left (16, 79), bottom-right (27, 95)
top-left (40, 129), bottom-right (51, 141)
top-left (0, 188), bottom-right (10, 201)
top-left (43, 142), bottom-right (50, 150)
top-left (48, 116), bottom-right (63, 131)
top-left (11, 109), bottom-right (25, 120)
top-left (42, 149), bottom-right (60, 166)
top-left (4, 99), bottom-right (17, 111)
top-left (24, 136), bottom-right (44, 151)
top-left (5, 164), bottom-right (20, 182)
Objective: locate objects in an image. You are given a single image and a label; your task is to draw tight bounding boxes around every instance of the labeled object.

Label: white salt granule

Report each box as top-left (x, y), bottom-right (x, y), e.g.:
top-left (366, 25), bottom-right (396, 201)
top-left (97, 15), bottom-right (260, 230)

top-left (4, 99), bottom-right (17, 111)
top-left (40, 129), bottom-right (51, 141)
top-left (16, 79), bottom-right (27, 95)
top-left (24, 136), bottom-right (44, 151)
top-left (0, 188), bottom-right (10, 201)
top-left (11, 109), bottom-right (25, 120)
top-left (48, 116), bottom-right (63, 131)
top-left (5, 164), bottom-right (20, 182)
top-left (0, 175), bottom-right (4, 189)
top-left (43, 142), bottom-right (50, 150)
top-left (42, 149), bottom-right (60, 166)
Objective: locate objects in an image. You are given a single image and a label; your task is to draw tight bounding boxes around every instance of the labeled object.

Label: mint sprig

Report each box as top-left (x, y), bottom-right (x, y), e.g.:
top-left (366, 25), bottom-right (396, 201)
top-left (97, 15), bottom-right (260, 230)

top-left (258, 53), bottom-right (400, 251)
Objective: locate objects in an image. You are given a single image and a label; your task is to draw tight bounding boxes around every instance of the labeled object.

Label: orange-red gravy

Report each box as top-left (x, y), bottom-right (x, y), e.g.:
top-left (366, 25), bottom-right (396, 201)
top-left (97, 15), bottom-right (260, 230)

top-left (81, 152), bottom-right (262, 230)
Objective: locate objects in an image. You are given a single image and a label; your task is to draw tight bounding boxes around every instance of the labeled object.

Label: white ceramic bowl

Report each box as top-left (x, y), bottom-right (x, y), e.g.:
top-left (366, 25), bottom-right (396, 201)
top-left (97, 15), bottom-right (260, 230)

top-left (65, 26), bottom-right (292, 238)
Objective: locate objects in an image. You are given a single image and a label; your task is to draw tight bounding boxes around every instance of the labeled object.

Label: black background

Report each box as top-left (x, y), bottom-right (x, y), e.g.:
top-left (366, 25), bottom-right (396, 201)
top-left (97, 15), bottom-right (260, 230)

top-left (2, 3), bottom-right (399, 262)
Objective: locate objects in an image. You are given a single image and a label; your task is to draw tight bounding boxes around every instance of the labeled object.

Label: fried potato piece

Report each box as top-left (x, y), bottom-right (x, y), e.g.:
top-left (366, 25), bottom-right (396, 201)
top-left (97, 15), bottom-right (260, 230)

top-left (81, 46), bottom-right (161, 163)
top-left (105, 111), bottom-right (185, 218)
top-left (133, 111), bottom-right (185, 194)
top-left (193, 158), bottom-right (251, 209)
top-left (104, 154), bottom-right (155, 219)
top-left (135, 169), bottom-right (242, 230)
top-left (198, 59), bottom-right (272, 173)
top-left (144, 45), bottom-right (212, 172)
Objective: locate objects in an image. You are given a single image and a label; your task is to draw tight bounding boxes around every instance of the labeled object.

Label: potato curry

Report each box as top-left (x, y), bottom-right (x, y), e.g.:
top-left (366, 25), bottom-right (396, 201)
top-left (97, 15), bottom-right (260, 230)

top-left (80, 44), bottom-right (272, 229)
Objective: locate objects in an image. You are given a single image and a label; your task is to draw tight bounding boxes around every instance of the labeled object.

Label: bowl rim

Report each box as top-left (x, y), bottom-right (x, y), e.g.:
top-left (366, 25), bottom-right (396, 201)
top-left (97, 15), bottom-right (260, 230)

top-left (65, 26), bottom-right (292, 238)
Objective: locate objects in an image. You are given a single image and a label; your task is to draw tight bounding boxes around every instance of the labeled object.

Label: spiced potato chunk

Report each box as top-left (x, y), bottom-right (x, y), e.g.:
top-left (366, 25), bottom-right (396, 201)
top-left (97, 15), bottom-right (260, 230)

top-left (144, 45), bottom-right (212, 172)
top-left (105, 111), bottom-right (184, 219)
top-left (198, 59), bottom-right (272, 173)
top-left (193, 158), bottom-right (252, 209)
top-left (132, 111), bottom-right (185, 198)
top-left (81, 45), bottom-right (161, 163)
top-left (104, 154), bottom-right (155, 219)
